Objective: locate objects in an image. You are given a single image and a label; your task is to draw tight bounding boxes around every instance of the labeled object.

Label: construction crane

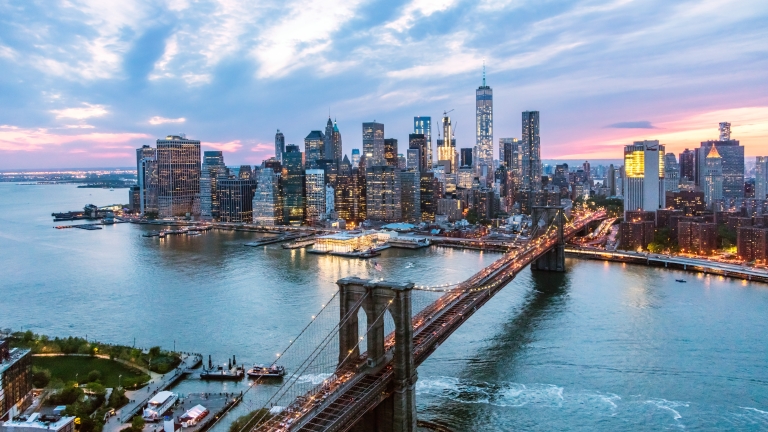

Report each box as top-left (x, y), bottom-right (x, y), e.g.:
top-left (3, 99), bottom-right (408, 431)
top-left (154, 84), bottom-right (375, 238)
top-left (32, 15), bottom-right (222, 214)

top-left (443, 109), bottom-right (454, 117)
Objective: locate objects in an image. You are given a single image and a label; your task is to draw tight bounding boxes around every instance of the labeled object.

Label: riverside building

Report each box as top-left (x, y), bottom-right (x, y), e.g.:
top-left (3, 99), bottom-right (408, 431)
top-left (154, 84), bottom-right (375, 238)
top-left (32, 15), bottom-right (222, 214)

top-left (1, 339), bottom-right (31, 420)
top-left (252, 167), bottom-right (282, 226)
top-left (623, 140), bottom-right (665, 216)
top-left (156, 135), bottom-right (201, 217)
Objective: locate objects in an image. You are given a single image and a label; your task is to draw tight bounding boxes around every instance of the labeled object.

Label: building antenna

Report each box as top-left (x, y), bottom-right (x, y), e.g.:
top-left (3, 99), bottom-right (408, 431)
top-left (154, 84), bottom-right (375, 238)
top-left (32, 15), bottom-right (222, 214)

top-left (482, 59), bottom-right (486, 86)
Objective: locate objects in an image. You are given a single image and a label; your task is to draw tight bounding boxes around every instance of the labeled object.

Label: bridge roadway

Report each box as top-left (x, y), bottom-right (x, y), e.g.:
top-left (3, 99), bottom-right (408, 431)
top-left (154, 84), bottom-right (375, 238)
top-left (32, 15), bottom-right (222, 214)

top-left (256, 210), bottom-right (607, 432)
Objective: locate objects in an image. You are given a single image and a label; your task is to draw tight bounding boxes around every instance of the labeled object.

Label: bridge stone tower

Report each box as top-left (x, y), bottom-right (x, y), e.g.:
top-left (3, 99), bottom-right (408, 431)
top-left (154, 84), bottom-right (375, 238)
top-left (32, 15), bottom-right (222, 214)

top-left (337, 278), bottom-right (417, 432)
top-left (530, 206), bottom-right (566, 272)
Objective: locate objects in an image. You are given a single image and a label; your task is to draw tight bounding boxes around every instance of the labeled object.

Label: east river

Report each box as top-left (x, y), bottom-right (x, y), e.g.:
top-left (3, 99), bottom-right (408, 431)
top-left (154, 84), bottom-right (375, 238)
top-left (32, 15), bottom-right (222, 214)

top-left (2, 183), bottom-right (767, 431)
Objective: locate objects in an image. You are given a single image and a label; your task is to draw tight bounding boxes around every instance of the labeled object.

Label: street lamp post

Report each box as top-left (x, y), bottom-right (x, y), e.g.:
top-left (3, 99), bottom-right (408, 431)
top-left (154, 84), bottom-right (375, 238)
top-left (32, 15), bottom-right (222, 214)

top-left (118, 374), bottom-right (122, 390)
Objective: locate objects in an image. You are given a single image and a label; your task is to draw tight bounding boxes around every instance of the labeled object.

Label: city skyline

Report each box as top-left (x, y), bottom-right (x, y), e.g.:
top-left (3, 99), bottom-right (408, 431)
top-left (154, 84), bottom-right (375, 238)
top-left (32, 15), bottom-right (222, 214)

top-left (0, 0), bottom-right (766, 169)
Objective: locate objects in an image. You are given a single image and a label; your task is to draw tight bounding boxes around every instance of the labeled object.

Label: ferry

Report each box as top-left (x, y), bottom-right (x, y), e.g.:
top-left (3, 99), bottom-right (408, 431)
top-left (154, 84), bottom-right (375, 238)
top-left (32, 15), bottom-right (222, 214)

top-left (200, 364), bottom-right (245, 381)
top-left (143, 391), bottom-right (178, 422)
top-left (247, 364), bottom-right (286, 379)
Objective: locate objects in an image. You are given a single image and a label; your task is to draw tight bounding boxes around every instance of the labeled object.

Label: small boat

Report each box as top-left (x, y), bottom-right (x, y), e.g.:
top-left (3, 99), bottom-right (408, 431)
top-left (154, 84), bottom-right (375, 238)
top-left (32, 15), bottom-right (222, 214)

top-left (187, 231), bottom-right (201, 236)
top-left (247, 364), bottom-right (286, 379)
top-left (358, 249), bottom-right (380, 259)
top-left (675, 279), bottom-right (687, 283)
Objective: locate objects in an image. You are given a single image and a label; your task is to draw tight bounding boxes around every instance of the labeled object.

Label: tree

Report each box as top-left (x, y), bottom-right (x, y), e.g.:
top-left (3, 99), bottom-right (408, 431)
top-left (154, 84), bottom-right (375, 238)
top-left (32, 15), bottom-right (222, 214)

top-left (131, 416), bottom-right (145, 431)
top-left (31, 367), bottom-right (51, 388)
top-left (466, 209), bottom-right (479, 225)
top-left (148, 346), bottom-right (162, 357)
top-left (87, 370), bottom-right (102, 383)
top-left (228, 409), bottom-right (272, 432)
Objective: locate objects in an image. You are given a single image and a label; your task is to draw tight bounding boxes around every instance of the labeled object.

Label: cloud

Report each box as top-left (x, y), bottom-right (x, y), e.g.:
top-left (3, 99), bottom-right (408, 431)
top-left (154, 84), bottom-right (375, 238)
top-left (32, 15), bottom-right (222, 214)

top-left (63, 125), bottom-right (96, 129)
top-left (0, 126), bottom-right (150, 152)
top-left (51, 104), bottom-right (109, 120)
top-left (606, 121), bottom-right (656, 129)
top-left (386, 0), bottom-right (460, 32)
top-left (149, 116), bottom-right (186, 125)
top-left (203, 140), bottom-right (243, 152)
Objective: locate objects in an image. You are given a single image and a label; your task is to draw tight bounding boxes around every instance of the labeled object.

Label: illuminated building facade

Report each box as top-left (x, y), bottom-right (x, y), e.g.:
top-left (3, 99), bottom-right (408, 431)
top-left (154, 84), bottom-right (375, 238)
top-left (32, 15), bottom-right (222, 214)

top-left (408, 134), bottom-right (429, 172)
top-left (406, 148), bottom-right (421, 171)
top-left (282, 145), bottom-right (305, 225)
top-left (156, 135), bottom-right (201, 217)
top-left (665, 190), bottom-right (706, 216)
top-left (252, 168), bottom-right (282, 226)
top-left (623, 140), bottom-right (665, 216)
top-left (437, 198), bottom-right (464, 222)
top-left (755, 156), bottom-right (768, 200)
top-left (399, 170), bottom-right (421, 223)
top-left (304, 130), bottom-right (325, 167)
top-left (335, 156), bottom-right (366, 225)
top-left (414, 116), bottom-right (432, 166)
top-left (218, 179), bottom-right (257, 223)
top-left (312, 231), bottom-right (390, 254)
top-left (1, 339), bottom-right (32, 420)
top-left (305, 169), bottom-right (326, 225)
top-left (363, 122), bottom-right (385, 166)
top-left (737, 226), bottom-right (768, 262)
top-left (437, 116), bottom-right (457, 174)
top-left (679, 148), bottom-right (695, 181)
top-left (138, 156), bottom-right (158, 216)
top-left (200, 151), bottom-right (228, 220)
top-left (678, 221), bottom-right (717, 255)
top-left (703, 146), bottom-right (723, 209)
top-left (696, 122), bottom-right (743, 198)
top-left (420, 172), bottom-right (438, 222)
top-left (365, 165), bottom-right (401, 222)
top-left (475, 72), bottom-right (493, 180)
top-left (521, 111), bottom-right (542, 193)
top-left (351, 149), bottom-right (361, 168)
top-left (384, 138), bottom-right (398, 167)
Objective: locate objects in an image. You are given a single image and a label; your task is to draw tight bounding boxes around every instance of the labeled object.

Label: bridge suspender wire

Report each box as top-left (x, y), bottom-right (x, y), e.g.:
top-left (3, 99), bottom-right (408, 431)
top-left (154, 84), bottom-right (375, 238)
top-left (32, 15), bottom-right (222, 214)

top-left (255, 299), bottom-right (396, 431)
top-left (245, 292), bottom-right (372, 431)
top-left (204, 289), bottom-right (341, 432)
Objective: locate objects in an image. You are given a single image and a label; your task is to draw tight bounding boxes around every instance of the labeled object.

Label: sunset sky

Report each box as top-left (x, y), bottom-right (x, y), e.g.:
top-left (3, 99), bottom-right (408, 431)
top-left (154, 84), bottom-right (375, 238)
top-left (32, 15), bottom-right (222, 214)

top-left (1, 0), bottom-right (766, 169)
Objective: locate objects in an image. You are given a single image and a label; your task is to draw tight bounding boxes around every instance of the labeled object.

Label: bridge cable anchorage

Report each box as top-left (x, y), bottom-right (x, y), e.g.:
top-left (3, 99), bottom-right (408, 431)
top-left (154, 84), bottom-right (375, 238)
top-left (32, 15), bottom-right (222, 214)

top-left (205, 289), bottom-right (342, 432)
top-left (255, 298), bottom-right (395, 431)
top-left (246, 292), bottom-right (372, 430)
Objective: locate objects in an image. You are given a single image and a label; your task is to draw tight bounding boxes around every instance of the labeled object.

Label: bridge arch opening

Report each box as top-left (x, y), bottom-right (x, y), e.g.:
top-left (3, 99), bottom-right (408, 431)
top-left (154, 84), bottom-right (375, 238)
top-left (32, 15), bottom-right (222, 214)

top-left (357, 307), bottom-right (368, 353)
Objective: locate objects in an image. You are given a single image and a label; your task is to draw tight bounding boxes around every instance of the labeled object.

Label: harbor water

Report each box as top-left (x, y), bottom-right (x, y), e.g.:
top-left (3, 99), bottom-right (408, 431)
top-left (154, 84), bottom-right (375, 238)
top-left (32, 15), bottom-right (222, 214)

top-left (1, 183), bottom-right (767, 431)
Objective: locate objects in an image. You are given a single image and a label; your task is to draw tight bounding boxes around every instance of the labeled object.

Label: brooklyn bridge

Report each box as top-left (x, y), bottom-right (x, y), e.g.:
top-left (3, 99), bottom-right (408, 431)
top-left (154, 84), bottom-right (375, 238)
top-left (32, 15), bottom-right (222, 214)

top-left (237, 206), bottom-right (607, 432)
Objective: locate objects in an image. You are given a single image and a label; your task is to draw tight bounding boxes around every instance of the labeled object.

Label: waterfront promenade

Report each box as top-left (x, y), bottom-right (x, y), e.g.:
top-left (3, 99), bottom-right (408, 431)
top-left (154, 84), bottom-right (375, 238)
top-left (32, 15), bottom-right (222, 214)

top-left (566, 246), bottom-right (768, 283)
top-left (103, 353), bottom-right (202, 432)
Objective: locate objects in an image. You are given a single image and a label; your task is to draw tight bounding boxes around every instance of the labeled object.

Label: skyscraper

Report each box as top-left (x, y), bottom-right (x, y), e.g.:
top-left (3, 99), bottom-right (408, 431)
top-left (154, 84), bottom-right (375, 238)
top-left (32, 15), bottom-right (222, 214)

top-left (136, 145), bottom-right (155, 177)
top-left (200, 151), bottom-right (228, 220)
top-left (475, 67), bottom-right (493, 180)
top-left (703, 146), bottom-right (723, 208)
top-left (414, 116), bottom-right (432, 167)
top-left (756, 157), bottom-right (768, 200)
top-left (362, 122), bottom-right (384, 166)
top-left (623, 140), bottom-right (665, 215)
top-left (399, 170), bottom-right (421, 223)
top-left (324, 118), bottom-right (334, 161)
top-left (521, 111), bottom-right (542, 192)
top-left (156, 135), bottom-right (201, 217)
top-left (365, 165), bottom-right (401, 222)
top-left (679, 148), bottom-right (695, 181)
top-left (275, 130), bottom-right (285, 162)
top-left (138, 156), bottom-right (158, 216)
top-left (408, 134), bottom-right (428, 172)
top-left (331, 120), bottom-right (342, 164)
top-left (351, 149), bottom-right (361, 168)
top-left (460, 148), bottom-right (473, 168)
top-left (218, 178), bottom-right (257, 223)
top-left (305, 169), bottom-right (326, 225)
top-left (238, 165), bottom-right (253, 180)
top-left (664, 153), bottom-right (680, 192)
top-left (384, 138), bottom-right (399, 168)
top-left (253, 167), bottom-right (282, 226)
top-left (304, 131), bottom-right (325, 167)
top-left (697, 123), bottom-right (744, 198)
top-left (499, 138), bottom-right (520, 193)
top-left (437, 115), bottom-right (456, 173)
top-left (282, 144), bottom-right (305, 225)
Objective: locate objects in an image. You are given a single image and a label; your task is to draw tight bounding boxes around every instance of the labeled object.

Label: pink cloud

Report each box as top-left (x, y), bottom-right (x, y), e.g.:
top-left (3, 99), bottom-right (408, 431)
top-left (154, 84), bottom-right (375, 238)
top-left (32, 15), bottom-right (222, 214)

top-left (203, 140), bottom-right (243, 152)
top-left (0, 125), bottom-right (151, 152)
top-left (550, 106), bottom-right (768, 160)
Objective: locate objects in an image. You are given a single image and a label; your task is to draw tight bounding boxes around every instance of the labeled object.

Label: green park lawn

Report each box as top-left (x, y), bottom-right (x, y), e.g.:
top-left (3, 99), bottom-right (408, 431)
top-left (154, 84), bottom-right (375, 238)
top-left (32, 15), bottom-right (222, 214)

top-left (33, 356), bottom-right (150, 388)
